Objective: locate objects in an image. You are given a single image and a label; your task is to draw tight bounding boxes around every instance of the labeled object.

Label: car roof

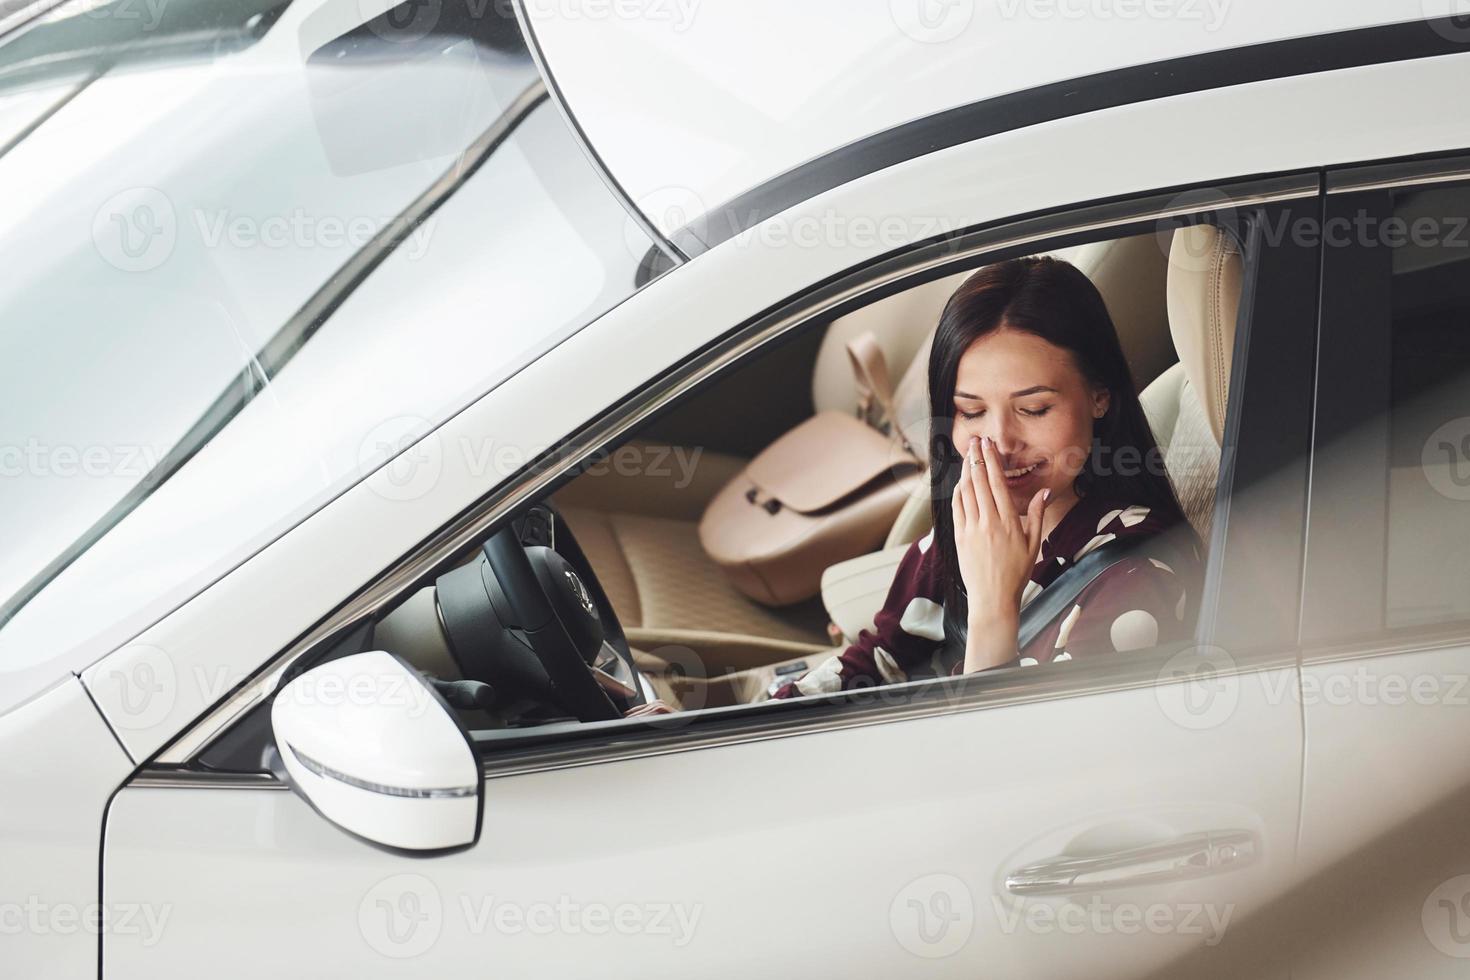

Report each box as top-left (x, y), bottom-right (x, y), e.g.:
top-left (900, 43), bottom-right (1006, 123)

top-left (526, 0), bottom-right (1439, 247)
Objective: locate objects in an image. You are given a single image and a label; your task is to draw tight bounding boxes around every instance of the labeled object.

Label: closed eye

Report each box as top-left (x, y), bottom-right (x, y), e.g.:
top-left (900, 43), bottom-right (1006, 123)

top-left (958, 406), bottom-right (1052, 419)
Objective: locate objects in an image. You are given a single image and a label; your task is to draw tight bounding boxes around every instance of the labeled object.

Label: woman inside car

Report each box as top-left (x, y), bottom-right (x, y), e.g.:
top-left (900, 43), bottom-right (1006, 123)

top-left (762, 253), bottom-right (1201, 698)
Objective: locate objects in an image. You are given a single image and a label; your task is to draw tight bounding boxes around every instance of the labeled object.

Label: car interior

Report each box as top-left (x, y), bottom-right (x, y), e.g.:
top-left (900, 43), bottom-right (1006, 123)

top-left (364, 222), bottom-right (1246, 731)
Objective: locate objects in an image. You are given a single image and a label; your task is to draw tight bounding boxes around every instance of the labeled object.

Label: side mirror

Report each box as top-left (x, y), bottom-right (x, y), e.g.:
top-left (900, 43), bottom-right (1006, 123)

top-left (270, 651), bottom-right (483, 853)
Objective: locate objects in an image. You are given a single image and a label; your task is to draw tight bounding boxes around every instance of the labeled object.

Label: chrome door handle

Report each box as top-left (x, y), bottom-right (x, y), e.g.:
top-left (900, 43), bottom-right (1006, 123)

top-left (1004, 830), bottom-right (1256, 896)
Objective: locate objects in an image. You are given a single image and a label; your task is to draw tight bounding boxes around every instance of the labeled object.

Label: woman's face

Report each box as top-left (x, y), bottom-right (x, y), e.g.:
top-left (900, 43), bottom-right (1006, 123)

top-left (949, 327), bottom-right (1109, 510)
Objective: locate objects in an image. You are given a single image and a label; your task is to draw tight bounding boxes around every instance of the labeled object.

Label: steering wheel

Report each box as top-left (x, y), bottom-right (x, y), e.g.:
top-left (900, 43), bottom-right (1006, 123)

top-left (434, 504), bottom-right (645, 722)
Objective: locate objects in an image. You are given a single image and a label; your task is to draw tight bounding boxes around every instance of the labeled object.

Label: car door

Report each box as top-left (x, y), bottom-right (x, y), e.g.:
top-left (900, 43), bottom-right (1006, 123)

top-left (1288, 157), bottom-right (1470, 979)
top-left (98, 188), bottom-right (1318, 980)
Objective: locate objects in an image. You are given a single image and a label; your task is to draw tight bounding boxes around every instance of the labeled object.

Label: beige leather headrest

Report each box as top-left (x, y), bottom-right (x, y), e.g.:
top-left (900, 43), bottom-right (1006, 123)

top-left (1166, 225), bottom-right (1243, 446)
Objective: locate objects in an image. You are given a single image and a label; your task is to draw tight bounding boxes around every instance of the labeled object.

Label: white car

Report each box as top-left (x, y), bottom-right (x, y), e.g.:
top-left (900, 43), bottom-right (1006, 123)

top-left (5, 1), bottom-right (1470, 977)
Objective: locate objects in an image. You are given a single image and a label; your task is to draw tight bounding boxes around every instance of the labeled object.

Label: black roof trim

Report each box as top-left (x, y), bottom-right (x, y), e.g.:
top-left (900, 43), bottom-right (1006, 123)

top-left (670, 16), bottom-right (1470, 256)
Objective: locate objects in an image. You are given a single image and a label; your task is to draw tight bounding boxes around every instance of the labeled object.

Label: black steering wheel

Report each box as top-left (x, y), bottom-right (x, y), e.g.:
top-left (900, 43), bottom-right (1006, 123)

top-left (433, 504), bottom-right (645, 722)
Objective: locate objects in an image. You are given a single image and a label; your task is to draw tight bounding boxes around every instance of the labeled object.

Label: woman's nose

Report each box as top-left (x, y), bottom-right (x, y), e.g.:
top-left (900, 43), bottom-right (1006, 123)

top-left (958, 421), bottom-right (1020, 462)
top-left (983, 417), bottom-right (1021, 457)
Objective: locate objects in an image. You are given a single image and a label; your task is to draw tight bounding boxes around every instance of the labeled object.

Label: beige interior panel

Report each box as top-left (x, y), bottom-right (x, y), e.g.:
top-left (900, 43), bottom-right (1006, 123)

top-left (811, 270), bottom-right (969, 415)
top-left (633, 646), bottom-right (828, 709)
top-left (626, 627), bottom-right (830, 673)
top-left (639, 321), bottom-right (826, 457)
top-left (553, 440), bottom-right (747, 522)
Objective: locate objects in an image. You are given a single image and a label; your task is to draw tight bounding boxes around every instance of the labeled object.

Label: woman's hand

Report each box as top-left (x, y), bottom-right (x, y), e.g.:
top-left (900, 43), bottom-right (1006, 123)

top-left (624, 699), bottom-right (676, 717)
top-left (952, 435), bottom-right (1050, 671)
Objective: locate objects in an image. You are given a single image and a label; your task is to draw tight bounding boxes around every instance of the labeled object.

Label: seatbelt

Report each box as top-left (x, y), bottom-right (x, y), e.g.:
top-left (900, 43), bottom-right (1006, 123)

top-left (846, 332), bottom-right (914, 453)
top-left (1018, 540), bottom-right (1141, 650)
top-left (940, 532), bottom-right (1196, 666)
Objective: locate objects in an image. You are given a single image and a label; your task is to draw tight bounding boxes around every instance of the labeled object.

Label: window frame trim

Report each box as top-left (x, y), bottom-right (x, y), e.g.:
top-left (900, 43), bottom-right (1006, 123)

top-left (146, 171), bottom-right (1319, 774)
top-left (1303, 155), bottom-right (1470, 660)
top-left (1197, 196), bottom-right (1324, 654)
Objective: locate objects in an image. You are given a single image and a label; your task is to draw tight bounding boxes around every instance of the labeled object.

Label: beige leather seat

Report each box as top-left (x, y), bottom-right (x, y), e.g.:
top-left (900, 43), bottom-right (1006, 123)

top-left (559, 474), bottom-right (833, 646)
top-left (1138, 224), bottom-right (1243, 541)
top-left (557, 233), bottom-right (1174, 649)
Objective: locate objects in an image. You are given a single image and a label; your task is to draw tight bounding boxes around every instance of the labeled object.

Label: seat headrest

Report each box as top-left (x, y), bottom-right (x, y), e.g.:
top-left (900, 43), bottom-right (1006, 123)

top-left (1166, 225), bottom-right (1243, 446)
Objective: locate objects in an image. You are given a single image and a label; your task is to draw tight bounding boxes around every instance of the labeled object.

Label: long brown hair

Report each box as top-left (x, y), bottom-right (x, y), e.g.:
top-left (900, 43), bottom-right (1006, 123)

top-left (926, 256), bottom-right (1186, 610)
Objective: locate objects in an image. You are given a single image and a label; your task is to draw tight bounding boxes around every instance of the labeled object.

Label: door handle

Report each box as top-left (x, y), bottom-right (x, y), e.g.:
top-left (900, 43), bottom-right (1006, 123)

top-left (1004, 829), bottom-right (1256, 896)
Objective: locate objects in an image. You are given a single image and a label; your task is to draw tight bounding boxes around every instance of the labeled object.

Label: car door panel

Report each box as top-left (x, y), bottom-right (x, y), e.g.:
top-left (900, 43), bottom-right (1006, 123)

top-left (1, 679), bottom-right (133, 978)
top-left (1292, 165), bottom-right (1470, 978)
top-left (104, 669), bottom-right (1300, 978)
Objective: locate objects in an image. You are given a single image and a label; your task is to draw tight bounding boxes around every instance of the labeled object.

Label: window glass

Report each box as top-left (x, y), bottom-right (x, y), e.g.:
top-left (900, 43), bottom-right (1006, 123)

top-left (405, 226), bottom-right (1246, 734)
top-left (1385, 183), bottom-right (1470, 629)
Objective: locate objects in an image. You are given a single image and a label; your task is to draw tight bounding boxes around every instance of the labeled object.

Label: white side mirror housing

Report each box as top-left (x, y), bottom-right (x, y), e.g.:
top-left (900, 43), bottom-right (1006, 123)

top-left (270, 651), bottom-right (482, 853)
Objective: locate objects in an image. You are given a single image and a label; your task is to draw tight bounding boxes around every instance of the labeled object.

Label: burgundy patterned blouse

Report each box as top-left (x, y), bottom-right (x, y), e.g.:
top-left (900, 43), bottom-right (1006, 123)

top-left (770, 493), bottom-right (1200, 699)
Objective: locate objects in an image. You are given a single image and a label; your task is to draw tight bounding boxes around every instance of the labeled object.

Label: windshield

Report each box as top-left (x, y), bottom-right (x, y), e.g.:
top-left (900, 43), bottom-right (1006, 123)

top-left (0, 0), bottom-right (657, 705)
